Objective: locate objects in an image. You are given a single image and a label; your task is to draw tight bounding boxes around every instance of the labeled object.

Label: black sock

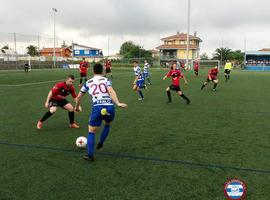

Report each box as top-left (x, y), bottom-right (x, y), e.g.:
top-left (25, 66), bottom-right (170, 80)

top-left (213, 83), bottom-right (217, 89)
top-left (167, 91), bottom-right (172, 101)
top-left (84, 78), bottom-right (87, 83)
top-left (180, 94), bottom-right (190, 101)
top-left (40, 111), bottom-right (53, 122)
top-left (201, 83), bottom-right (206, 90)
top-left (80, 78), bottom-right (82, 84)
top-left (68, 112), bottom-right (75, 124)
top-left (228, 75), bottom-right (230, 80)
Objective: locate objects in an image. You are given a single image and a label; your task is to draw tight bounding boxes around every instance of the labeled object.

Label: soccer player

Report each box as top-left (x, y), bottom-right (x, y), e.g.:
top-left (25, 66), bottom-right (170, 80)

top-left (133, 61), bottom-right (145, 100)
top-left (143, 60), bottom-right (151, 85)
top-left (201, 66), bottom-right (219, 91)
top-left (79, 58), bottom-right (89, 87)
top-left (224, 60), bottom-right (232, 82)
top-left (24, 63), bottom-right (29, 72)
top-left (163, 63), bottom-right (191, 104)
top-left (104, 59), bottom-right (113, 79)
top-left (75, 63), bottom-right (128, 161)
top-left (37, 75), bottom-right (79, 130)
top-left (193, 59), bottom-right (199, 76)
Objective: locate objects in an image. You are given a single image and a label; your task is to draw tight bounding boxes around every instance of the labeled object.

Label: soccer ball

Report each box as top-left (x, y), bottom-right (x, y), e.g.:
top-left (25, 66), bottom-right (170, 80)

top-left (76, 136), bottom-right (87, 148)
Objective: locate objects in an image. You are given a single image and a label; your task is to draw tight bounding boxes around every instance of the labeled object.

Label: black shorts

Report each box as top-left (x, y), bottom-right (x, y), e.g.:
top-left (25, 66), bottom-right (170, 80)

top-left (80, 73), bottom-right (87, 77)
top-left (206, 77), bottom-right (216, 82)
top-left (49, 99), bottom-right (69, 108)
top-left (224, 69), bottom-right (230, 74)
top-left (105, 68), bottom-right (111, 73)
top-left (169, 85), bottom-right (181, 92)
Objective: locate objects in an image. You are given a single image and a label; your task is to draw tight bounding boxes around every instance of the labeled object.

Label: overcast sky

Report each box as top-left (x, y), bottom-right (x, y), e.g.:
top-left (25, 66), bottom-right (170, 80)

top-left (1, 0), bottom-right (270, 56)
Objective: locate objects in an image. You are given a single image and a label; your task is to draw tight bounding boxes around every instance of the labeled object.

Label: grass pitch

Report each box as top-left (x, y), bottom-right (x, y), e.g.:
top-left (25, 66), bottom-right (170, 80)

top-left (0, 68), bottom-right (269, 200)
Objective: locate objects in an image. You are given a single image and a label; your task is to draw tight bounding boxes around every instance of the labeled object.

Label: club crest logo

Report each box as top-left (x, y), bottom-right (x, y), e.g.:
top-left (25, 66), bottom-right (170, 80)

top-left (224, 179), bottom-right (247, 200)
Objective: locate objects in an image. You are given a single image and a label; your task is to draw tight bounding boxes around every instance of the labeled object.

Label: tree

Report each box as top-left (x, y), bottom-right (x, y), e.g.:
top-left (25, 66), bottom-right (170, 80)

top-left (1, 45), bottom-right (9, 50)
top-left (212, 47), bottom-right (232, 63)
top-left (61, 41), bottom-right (68, 48)
top-left (200, 52), bottom-right (209, 60)
top-left (26, 45), bottom-right (39, 56)
top-left (119, 41), bottom-right (151, 58)
top-left (229, 50), bottom-right (244, 65)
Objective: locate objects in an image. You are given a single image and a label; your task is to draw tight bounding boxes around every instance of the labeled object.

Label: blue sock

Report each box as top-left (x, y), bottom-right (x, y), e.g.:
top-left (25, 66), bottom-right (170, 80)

top-left (87, 132), bottom-right (95, 156)
top-left (138, 90), bottom-right (144, 98)
top-left (99, 125), bottom-right (110, 144)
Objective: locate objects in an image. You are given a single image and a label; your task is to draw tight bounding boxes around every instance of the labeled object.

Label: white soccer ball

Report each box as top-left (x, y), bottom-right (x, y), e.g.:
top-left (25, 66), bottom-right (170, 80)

top-left (76, 136), bottom-right (87, 148)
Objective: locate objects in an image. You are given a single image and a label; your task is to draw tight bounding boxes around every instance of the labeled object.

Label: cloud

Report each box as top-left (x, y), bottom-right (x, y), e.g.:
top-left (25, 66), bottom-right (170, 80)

top-left (1, 0), bottom-right (270, 55)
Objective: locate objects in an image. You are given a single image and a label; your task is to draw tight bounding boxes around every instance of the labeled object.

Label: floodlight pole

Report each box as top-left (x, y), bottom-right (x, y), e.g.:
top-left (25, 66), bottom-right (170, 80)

top-left (52, 8), bottom-right (57, 68)
top-left (186, 0), bottom-right (191, 69)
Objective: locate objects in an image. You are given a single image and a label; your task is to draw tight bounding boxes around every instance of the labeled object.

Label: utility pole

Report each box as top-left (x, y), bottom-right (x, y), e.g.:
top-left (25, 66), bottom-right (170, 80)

top-left (186, 0), bottom-right (191, 70)
top-left (52, 8), bottom-right (58, 68)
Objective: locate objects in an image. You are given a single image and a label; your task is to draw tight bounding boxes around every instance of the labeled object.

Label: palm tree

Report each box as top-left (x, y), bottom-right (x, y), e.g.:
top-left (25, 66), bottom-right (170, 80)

top-left (213, 47), bottom-right (232, 64)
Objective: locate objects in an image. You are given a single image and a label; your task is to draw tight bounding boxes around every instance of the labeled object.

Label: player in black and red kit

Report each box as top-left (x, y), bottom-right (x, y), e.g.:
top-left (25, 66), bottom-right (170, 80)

top-left (201, 66), bottom-right (219, 91)
top-left (79, 58), bottom-right (89, 87)
top-left (163, 63), bottom-right (191, 104)
top-left (104, 59), bottom-right (113, 79)
top-left (37, 75), bottom-right (80, 130)
top-left (193, 60), bottom-right (199, 76)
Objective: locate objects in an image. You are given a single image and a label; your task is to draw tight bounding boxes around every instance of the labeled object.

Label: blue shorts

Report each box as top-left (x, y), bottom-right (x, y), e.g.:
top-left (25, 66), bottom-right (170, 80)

top-left (136, 79), bottom-right (145, 88)
top-left (143, 72), bottom-right (149, 78)
top-left (89, 105), bottom-right (115, 127)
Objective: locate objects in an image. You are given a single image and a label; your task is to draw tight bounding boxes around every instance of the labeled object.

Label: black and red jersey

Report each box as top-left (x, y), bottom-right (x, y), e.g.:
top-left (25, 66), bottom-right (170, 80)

top-left (51, 82), bottom-right (76, 100)
top-left (208, 68), bottom-right (218, 79)
top-left (166, 70), bottom-right (184, 87)
top-left (79, 61), bottom-right (89, 74)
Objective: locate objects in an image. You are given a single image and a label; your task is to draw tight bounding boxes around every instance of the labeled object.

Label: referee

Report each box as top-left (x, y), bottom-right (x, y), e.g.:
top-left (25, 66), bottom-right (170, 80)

top-left (224, 60), bottom-right (232, 82)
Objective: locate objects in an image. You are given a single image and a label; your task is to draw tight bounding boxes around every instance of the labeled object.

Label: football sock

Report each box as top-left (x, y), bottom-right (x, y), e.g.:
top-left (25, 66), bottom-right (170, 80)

top-left (40, 111), bottom-right (53, 122)
top-left (167, 91), bottom-right (172, 101)
top-left (84, 78), bottom-right (87, 83)
top-left (147, 78), bottom-right (151, 84)
top-left (99, 125), bottom-right (110, 145)
top-left (228, 75), bottom-right (230, 80)
top-left (80, 78), bottom-right (82, 84)
top-left (87, 132), bottom-right (95, 156)
top-left (201, 83), bottom-right (206, 90)
top-left (213, 83), bottom-right (218, 89)
top-left (68, 111), bottom-right (75, 124)
top-left (138, 90), bottom-right (144, 98)
top-left (180, 94), bottom-right (190, 101)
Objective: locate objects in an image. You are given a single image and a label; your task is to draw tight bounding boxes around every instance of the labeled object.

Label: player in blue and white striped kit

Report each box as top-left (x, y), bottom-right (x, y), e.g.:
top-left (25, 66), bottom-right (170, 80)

top-left (75, 63), bottom-right (128, 161)
top-left (143, 60), bottom-right (151, 85)
top-left (133, 61), bottom-right (145, 100)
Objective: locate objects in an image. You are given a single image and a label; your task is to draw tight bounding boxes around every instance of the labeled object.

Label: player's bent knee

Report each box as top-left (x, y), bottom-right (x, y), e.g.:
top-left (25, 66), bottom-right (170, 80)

top-left (64, 104), bottom-right (74, 112)
top-left (50, 107), bottom-right (57, 113)
top-left (88, 125), bottom-right (98, 133)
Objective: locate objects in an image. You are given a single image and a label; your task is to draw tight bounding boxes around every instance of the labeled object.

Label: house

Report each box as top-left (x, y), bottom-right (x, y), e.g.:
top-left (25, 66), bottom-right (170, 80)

top-left (156, 32), bottom-right (202, 63)
top-left (72, 43), bottom-right (103, 58)
top-left (0, 49), bottom-right (20, 61)
top-left (39, 47), bottom-right (72, 58)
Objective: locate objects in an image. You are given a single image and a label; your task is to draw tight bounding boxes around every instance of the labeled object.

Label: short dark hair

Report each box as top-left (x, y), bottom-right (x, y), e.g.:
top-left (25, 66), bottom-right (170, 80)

top-left (133, 60), bottom-right (138, 64)
top-left (67, 74), bottom-right (75, 80)
top-left (93, 63), bottom-right (103, 74)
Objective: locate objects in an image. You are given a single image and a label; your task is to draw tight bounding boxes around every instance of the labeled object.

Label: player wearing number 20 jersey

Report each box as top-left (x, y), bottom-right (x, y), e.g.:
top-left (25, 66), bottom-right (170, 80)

top-left (75, 63), bottom-right (128, 162)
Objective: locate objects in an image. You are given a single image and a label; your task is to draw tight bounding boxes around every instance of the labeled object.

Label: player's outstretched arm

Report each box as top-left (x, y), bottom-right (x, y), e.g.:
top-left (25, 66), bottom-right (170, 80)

top-left (162, 75), bottom-right (167, 80)
top-left (45, 91), bottom-right (53, 108)
top-left (107, 86), bottom-right (128, 108)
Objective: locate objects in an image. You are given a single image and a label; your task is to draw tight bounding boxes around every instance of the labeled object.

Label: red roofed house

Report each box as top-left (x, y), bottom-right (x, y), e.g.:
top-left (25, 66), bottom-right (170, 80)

top-left (157, 32), bottom-right (202, 62)
top-left (40, 47), bottom-right (72, 58)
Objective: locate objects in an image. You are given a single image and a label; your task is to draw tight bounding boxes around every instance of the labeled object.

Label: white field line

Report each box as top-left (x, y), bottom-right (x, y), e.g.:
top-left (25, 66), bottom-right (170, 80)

top-left (0, 79), bottom-right (64, 87)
